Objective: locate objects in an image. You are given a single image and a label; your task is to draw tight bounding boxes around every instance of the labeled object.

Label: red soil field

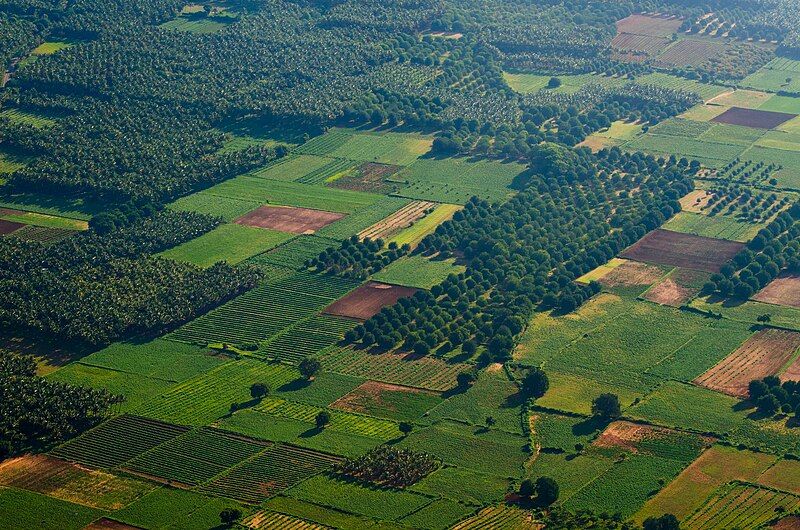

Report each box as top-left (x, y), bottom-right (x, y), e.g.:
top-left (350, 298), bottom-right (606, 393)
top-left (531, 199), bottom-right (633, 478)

top-left (323, 281), bottom-right (417, 320)
top-left (615, 14), bottom-right (682, 37)
top-left (752, 274), bottom-right (800, 309)
top-left (694, 329), bottom-right (800, 397)
top-left (654, 39), bottom-right (723, 67)
top-left (600, 260), bottom-right (664, 288)
top-left (620, 229), bottom-right (744, 273)
top-left (85, 519), bottom-right (144, 530)
top-left (235, 205), bottom-right (344, 234)
top-left (330, 380), bottom-right (437, 415)
top-left (611, 33), bottom-right (671, 56)
top-left (0, 219), bottom-right (24, 234)
top-left (712, 107), bottom-right (797, 130)
top-left (643, 268), bottom-right (709, 307)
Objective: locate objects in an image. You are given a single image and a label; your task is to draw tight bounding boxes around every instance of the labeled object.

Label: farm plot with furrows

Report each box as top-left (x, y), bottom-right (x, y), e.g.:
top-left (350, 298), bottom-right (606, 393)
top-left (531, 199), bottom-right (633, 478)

top-left (136, 360), bottom-right (298, 426)
top-left (51, 415), bottom-right (190, 469)
top-left (328, 162), bottom-right (402, 193)
top-left (615, 14), bottom-right (683, 37)
top-left (248, 236), bottom-right (339, 270)
top-left (654, 39), bottom-right (724, 67)
top-left (320, 348), bottom-right (467, 392)
top-left (316, 197), bottom-right (412, 240)
top-left (451, 505), bottom-right (541, 529)
top-left (234, 205), bottom-right (344, 235)
top-left (323, 282), bottom-right (418, 321)
top-left (712, 107), bottom-right (797, 130)
top-left (249, 155), bottom-right (331, 182)
top-left (357, 200), bottom-right (435, 241)
top-left (324, 132), bottom-right (433, 167)
top-left (260, 316), bottom-right (354, 364)
top-left (611, 33), bottom-right (670, 56)
top-left (272, 272), bottom-right (360, 300)
top-left (199, 444), bottom-right (342, 503)
top-left (0, 454), bottom-right (154, 510)
top-left (124, 428), bottom-right (270, 486)
top-left (683, 482), bottom-right (800, 530)
top-left (648, 119), bottom-right (713, 138)
top-left (752, 274), bottom-right (800, 309)
top-left (694, 329), bottom-right (800, 397)
top-left (620, 229), bottom-right (745, 273)
top-left (242, 510), bottom-right (330, 530)
top-left (256, 397), bottom-right (401, 440)
top-left (8, 225), bottom-right (77, 244)
top-left (294, 130), bottom-right (355, 157)
top-left (296, 158), bottom-right (356, 185)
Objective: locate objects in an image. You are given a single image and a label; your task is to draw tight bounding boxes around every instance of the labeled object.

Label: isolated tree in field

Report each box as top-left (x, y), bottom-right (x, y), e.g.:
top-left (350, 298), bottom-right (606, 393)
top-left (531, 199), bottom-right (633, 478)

top-left (518, 478), bottom-right (535, 497)
top-left (299, 358), bottom-right (321, 380)
top-left (547, 77), bottom-right (562, 89)
top-left (316, 410), bottom-right (331, 429)
top-left (643, 514), bottom-right (679, 530)
top-left (250, 383), bottom-right (269, 399)
top-left (522, 368), bottom-right (549, 399)
top-left (757, 314), bottom-right (772, 323)
top-left (399, 422), bottom-right (413, 437)
top-left (592, 393), bottom-right (621, 419)
top-left (534, 476), bottom-right (559, 506)
top-left (457, 371), bottom-right (476, 389)
top-left (485, 416), bottom-right (496, 429)
top-left (219, 508), bottom-right (241, 527)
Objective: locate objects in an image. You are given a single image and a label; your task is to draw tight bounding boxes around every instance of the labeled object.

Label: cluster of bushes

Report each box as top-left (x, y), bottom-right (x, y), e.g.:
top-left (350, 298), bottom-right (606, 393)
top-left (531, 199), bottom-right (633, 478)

top-left (703, 205), bottom-right (800, 299)
top-left (1, 350), bottom-right (121, 457)
top-left (307, 236), bottom-right (410, 280)
top-left (335, 446), bottom-right (439, 488)
top-left (749, 376), bottom-right (800, 418)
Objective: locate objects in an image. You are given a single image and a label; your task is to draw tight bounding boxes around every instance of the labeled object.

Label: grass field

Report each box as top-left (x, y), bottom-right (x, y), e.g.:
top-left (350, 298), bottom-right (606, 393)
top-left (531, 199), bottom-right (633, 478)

top-left (635, 73), bottom-right (728, 100)
top-left (158, 223), bottom-right (292, 267)
top-left (372, 254), bottom-right (466, 289)
top-left (298, 130), bottom-right (433, 167)
top-left (0, 488), bottom-right (102, 530)
top-left (31, 41), bottom-right (74, 55)
top-left (0, 108), bottom-right (58, 128)
top-left (691, 295), bottom-right (800, 331)
top-left (159, 14), bottom-right (233, 33)
top-left (316, 196), bottom-right (412, 240)
top-left (741, 58), bottom-right (800, 94)
top-left (661, 211), bottom-right (763, 242)
top-left (399, 498), bottom-right (476, 529)
top-left (114, 488), bottom-right (244, 529)
top-left (411, 467), bottom-right (511, 505)
top-left (386, 204), bottom-right (462, 248)
top-left (249, 154), bottom-right (334, 182)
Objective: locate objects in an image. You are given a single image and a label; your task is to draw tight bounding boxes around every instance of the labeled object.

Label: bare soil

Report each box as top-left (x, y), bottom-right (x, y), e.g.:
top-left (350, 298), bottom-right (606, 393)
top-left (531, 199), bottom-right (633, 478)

top-left (85, 519), bottom-right (145, 530)
top-left (644, 268), bottom-right (709, 307)
top-left (594, 421), bottom-right (682, 453)
top-left (711, 107), bottom-right (797, 129)
top-left (600, 260), bottom-right (664, 288)
top-left (694, 329), bottom-right (800, 397)
top-left (752, 274), bottom-right (800, 309)
top-left (235, 205), bottom-right (344, 234)
top-left (0, 219), bottom-right (25, 234)
top-left (331, 380), bottom-right (436, 414)
top-left (620, 229), bottom-right (744, 273)
top-left (323, 281), bottom-right (417, 320)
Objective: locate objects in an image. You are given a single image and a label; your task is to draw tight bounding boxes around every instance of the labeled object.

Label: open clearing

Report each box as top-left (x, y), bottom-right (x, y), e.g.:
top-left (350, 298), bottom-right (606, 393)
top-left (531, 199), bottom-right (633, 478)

top-left (235, 205), bottom-right (344, 234)
top-left (323, 281), bottom-right (417, 320)
top-left (593, 421), bottom-right (710, 455)
top-left (752, 274), bottom-right (800, 309)
top-left (711, 107), bottom-right (797, 129)
top-left (694, 329), bottom-right (800, 397)
top-left (620, 229), bottom-right (744, 273)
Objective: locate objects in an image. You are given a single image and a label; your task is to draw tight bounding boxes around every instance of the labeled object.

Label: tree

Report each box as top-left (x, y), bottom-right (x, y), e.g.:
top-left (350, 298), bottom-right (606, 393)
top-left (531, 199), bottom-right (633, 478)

top-left (643, 514), bottom-right (680, 530)
top-left (485, 416), bottom-right (496, 429)
top-left (757, 314), bottom-right (772, 323)
top-left (250, 383), bottom-right (269, 399)
top-left (457, 371), bottom-right (476, 389)
top-left (522, 368), bottom-right (549, 399)
top-left (316, 410), bottom-right (331, 429)
top-left (547, 77), bottom-right (562, 89)
top-left (534, 476), bottom-right (559, 506)
top-left (757, 394), bottom-right (780, 416)
top-left (749, 379), bottom-right (769, 400)
top-left (299, 358), bottom-right (321, 380)
top-left (592, 393), bottom-right (621, 419)
top-left (519, 478), bottom-right (535, 497)
top-left (399, 422), bottom-right (413, 437)
top-left (219, 508), bottom-right (242, 526)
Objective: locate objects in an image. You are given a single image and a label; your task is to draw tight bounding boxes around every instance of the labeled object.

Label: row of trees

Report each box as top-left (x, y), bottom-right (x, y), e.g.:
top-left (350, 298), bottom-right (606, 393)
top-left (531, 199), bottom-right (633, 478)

top-left (307, 236), bottom-right (411, 280)
top-left (749, 376), bottom-right (800, 418)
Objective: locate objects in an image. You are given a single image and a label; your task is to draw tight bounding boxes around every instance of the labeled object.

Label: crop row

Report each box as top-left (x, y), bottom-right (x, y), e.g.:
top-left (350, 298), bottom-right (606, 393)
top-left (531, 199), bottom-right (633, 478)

top-left (199, 444), bottom-right (342, 503)
top-left (260, 315), bottom-right (355, 364)
top-left (256, 397), bottom-right (401, 440)
top-left (51, 415), bottom-right (189, 468)
top-left (684, 482), bottom-right (800, 529)
top-left (294, 130), bottom-right (354, 157)
top-left (295, 158), bottom-right (355, 184)
top-left (247, 235), bottom-right (341, 270)
top-left (242, 511), bottom-right (326, 529)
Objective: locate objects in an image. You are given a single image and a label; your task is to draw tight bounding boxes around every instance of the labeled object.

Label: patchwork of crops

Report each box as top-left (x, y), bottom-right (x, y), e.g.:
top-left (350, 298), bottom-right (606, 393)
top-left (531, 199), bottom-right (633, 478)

top-left (137, 360), bottom-right (298, 425)
top-left (125, 428), bottom-right (270, 485)
top-left (296, 158), bottom-right (356, 185)
top-left (260, 315), bottom-right (354, 364)
top-left (451, 505), bottom-right (540, 529)
top-left (256, 397), bottom-right (401, 440)
top-left (248, 236), bottom-right (338, 270)
top-left (683, 483), bottom-right (800, 529)
top-left (168, 272), bottom-right (358, 347)
top-left (242, 510), bottom-right (328, 529)
top-left (316, 196), bottom-right (412, 240)
top-left (200, 444), bottom-right (342, 503)
top-left (51, 415), bottom-right (190, 468)
top-left (294, 130), bottom-right (355, 157)
top-left (358, 200), bottom-right (435, 241)
top-left (320, 348), bottom-right (468, 392)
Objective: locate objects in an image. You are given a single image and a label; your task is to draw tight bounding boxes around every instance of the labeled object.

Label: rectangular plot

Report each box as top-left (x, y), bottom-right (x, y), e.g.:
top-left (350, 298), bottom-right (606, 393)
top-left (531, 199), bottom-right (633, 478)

top-left (620, 229), bottom-right (744, 273)
top-left (316, 196), bottom-right (412, 240)
top-left (51, 415), bottom-right (189, 468)
top-left (235, 205), bottom-right (344, 234)
top-left (248, 236), bottom-right (338, 270)
top-left (261, 316), bottom-right (354, 364)
top-left (323, 281), bottom-right (417, 321)
top-left (125, 428), bottom-right (270, 486)
top-left (712, 107), bottom-right (797, 130)
top-left (683, 483), bottom-right (800, 530)
top-left (294, 130), bottom-right (355, 156)
top-left (200, 444), bottom-right (341, 503)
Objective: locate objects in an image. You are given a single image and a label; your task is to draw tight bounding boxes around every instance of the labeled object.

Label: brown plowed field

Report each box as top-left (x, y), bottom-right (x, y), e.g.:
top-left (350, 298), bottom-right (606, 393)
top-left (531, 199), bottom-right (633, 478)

top-left (620, 229), bottom-right (744, 273)
top-left (323, 281), bottom-right (417, 320)
top-left (694, 329), bottom-right (800, 397)
top-left (358, 200), bottom-right (435, 241)
top-left (711, 107), bottom-right (797, 129)
top-left (594, 421), bottom-right (675, 453)
top-left (655, 39), bottom-right (723, 67)
top-left (772, 515), bottom-right (800, 530)
top-left (85, 519), bottom-right (145, 530)
top-left (616, 14), bottom-right (683, 37)
top-left (643, 268), bottom-right (709, 307)
top-left (780, 351), bottom-right (800, 383)
top-left (0, 218), bottom-right (24, 234)
top-left (331, 380), bottom-right (438, 415)
top-left (611, 33), bottom-right (671, 56)
top-left (235, 205), bottom-right (344, 234)
top-left (752, 274), bottom-right (800, 309)
top-left (599, 260), bottom-right (664, 288)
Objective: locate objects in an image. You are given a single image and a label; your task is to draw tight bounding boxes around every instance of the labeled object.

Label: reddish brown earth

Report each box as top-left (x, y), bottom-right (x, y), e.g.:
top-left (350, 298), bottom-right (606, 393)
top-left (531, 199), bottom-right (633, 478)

top-left (0, 219), bottom-right (25, 234)
top-left (644, 268), bottom-right (709, 307)
top-left (620, 229), bottom-right (744, 273)
top-left (752, 274), bottom-right (800, 309)
top-left (772, 515), bottom-right (800, 530)
top-left (234, 205), bottom-right (344, 234)
top-left (711, 107), bottom-right (797, 129)
top-left (600, 260), bottom-right (664, 288)
top-left (615, 14), bottom-right (683, 36)
top-left (694, 329), bottom-right (800, 397)
top-left (331, 380), bottom-right (437, 415)
top-left (324, 281), bottom-right (417, 320)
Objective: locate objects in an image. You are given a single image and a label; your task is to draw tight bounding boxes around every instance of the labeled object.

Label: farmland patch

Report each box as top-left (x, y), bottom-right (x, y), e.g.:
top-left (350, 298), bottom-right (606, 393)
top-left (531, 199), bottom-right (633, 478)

top-left (620, 228), bottom-right (745, 272)
top-left (331, 381), bottom-right (442, 422)
top-left (451, 505), bottom-right (540, 529)
top-left (0, 488), bottom-right (102, 530)
top-left (642, 267), bottom-right (710, 306)
top-left (323, 281), bottom-right (417, 321)
top-left (113, 488), bottom-right (243, 529)
top-left (752, 274), bottom-right (800, 309)
top-left (387, 204), bottom-right (462, 248)
top-left (373, 254), bottom-right (466, 290)
top-left (597, 259), bottom-right (665, 289)
top-left (235, 205), bottom-right (344, 235)
top-left (0, 219), bottom-right (24, 234)
top-left (249, 154), bottom-right (332, 182)
top-left (694, 329), bottom-right (800, 397)
top-left (682, 482), bottom-right (800, 530)
top-left (662, 211), bottom-right (763, 242)
top-left (712, 107), bottom-right (797, 129)
top-left (327, 161), bottom-right (400, 193)
top-left (357, 200), bottom-right (436, 241)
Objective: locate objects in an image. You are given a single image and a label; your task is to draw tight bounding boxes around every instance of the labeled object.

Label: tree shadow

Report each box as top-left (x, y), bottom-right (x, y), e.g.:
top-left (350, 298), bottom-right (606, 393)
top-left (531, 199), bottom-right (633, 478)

top-left (501, 391), bottom-right (525, 409)
top-left (278, 378), bottom-right (312, 393)
top-left (299, 426), bottom-right (324, 438)
top-left (572, 416), bottom-right (607, 436)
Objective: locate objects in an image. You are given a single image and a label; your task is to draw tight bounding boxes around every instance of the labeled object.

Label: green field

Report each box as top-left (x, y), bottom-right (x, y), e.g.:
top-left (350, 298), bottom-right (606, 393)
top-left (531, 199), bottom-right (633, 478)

top-left (0, 488), bottom-right (102, 530)
top-left (691, 295), bottom-right (800, 331)
top-left (298, 130), bottom-right (433, 166)
top-left (157, 223), bottom-right (292, 267)
top-left (635, 73), bottom-right (728, 101)
top-left (249, 154), bottom-right (335, 182)
top-left (661, 211), bottom-right (763, 242)
top-left (387, 204), bottom-right (462, 248)
top-left (316, 196), bottom-right (412, 240)
top-left (159, 14), bottom-right (233, 33)
top-left (372, 254), bottom-right (466, 289)
top-left (114, 488), bottom-right (244, 529)
top-left (741, 58), bottom-right (800, 93)
top-left (503, 72), bottom-right (628, 94)
top-left (0, 108), bottom-right (58, 128)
